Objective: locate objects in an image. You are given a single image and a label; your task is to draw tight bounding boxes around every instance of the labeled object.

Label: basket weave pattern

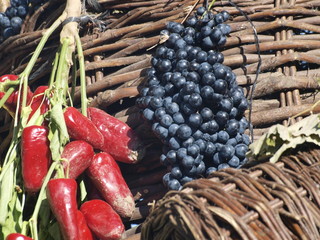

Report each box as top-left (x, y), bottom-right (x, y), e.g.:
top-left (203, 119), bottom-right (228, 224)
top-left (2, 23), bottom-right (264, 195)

top-left (141, 146), bottom-right (320, 240)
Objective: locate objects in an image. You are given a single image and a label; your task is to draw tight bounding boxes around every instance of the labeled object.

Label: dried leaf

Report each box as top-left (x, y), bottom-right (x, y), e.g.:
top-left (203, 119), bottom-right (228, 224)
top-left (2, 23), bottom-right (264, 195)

top-left (248, 114), bottom-right (320, 163)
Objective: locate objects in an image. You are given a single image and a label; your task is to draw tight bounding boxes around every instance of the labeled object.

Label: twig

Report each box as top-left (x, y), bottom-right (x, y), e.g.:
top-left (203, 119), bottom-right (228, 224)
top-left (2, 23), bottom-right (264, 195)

top-left (85, 55), bottom-right (149, 70)
top-left (248, 103), bottom-right (320, 126)
top-left (88, 86), bottom-right (139, 108)
top-left (233, 52), bottom-right (320, 75)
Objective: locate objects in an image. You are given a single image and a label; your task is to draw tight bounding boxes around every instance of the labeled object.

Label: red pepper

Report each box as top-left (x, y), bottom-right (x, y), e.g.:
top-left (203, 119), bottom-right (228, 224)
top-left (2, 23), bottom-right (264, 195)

top-left (64, 107), bottom-right (104, 150)
top-left (80, 199), bottom-right (124, 240)
top-left (76, 210), bottom-right (94, 240)
top-left (87, 107), bottom-right (144, 164)
top-left (61, 140), bottom-right (94, 179)
top-left (21, 125), bottom-right (51, 192)
top-left (46, 179), bottom-right (78, 240)
top-left (87, 152), bottom-right (135, 218)
top-left (0, 74), bottom-right (33, 116)
top-left (5, 233), bottom-right (33, 240)
top-left (28, 86), bottom-right (50, 120)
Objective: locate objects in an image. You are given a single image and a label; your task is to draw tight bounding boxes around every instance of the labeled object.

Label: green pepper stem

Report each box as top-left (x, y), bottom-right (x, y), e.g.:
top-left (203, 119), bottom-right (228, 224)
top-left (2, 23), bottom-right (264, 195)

top-left (29, 161), bottom-right (59, 240)
top-left (55, 38), bottom-right (70, 96)
top-left (0, 87), bottom-right (15, 109)
top-left (75, 34), bottom-right (88, 116)
top-left (20, 13), bottom-right (67, 80)
top-left (70, 53), bottom-right (77, 105)
top-left (49, 51), bottom-right (60, 89)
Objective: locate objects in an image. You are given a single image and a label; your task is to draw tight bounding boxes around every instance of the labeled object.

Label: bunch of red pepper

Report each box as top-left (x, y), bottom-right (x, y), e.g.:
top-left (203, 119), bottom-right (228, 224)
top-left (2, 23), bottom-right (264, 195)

top-left (1, 75), bottom-right (144, 240)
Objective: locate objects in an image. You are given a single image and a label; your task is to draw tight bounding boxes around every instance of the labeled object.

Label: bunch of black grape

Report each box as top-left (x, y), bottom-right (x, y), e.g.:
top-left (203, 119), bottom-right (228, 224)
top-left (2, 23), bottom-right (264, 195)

top-left (0, 0), bottom-right (47, 43)
top-left (136, 7), bottom-right (251, 190)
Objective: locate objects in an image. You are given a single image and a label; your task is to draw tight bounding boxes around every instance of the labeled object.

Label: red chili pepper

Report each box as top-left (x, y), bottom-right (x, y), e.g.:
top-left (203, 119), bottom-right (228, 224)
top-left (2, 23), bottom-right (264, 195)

top-left (87, 152), bottom-right (135, 218)
top-left (5, 233), bottom-right (33, 240)
top-left (21, 125), bottom-right (51, 192)
top-left (61, 140), bottom-right (94, 179)
top-left (64, 107), bottom-right (104, 150)
top-left (76, 210), bottom-right (94, 240)
top-left (80, 199), bottom-right (124, 240)
top-left (87, 107), bottom-right (144, 164)
top-left (46, 179), bottom-right (79, 240)
top-left (28, 86), bottom-right (50, 120)
top-left (0, 74), bottom-right (33, 116)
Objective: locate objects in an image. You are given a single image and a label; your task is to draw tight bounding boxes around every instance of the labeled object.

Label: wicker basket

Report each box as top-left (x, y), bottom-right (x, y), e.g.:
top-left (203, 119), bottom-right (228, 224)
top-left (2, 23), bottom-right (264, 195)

top-left (141, 145), bottom-right (320, 240)
top-left (0, 0), bottom-right (320, 239)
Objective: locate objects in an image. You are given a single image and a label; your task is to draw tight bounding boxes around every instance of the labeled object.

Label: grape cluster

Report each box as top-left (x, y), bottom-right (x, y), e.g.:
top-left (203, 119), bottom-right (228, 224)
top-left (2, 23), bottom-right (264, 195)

top-left (0, 0), bottom-right (47, 43)
top-left (136, 7), bottom-right (251, 190)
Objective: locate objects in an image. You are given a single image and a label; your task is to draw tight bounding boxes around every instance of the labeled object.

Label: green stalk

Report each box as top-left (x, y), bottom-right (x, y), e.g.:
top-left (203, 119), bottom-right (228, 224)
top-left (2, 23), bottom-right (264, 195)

top-left (0, 87), bottom-right (15, 109)
top-left (29, 161), bottom-right (59, 240)
top-left (208, 0), bottom-right (216, 11)
top-left (19, 13), bottom-right (67, 80)
top-left (75, 34), bottom-right (88, 116)
top-left (70, 53), bottom-right (77, 105)
top-left (55, 38), bottom-right (70, 93)
top-left (0, 143), bottom-right (18, 181)
top-left (49, 51), bottom-right (60, 89)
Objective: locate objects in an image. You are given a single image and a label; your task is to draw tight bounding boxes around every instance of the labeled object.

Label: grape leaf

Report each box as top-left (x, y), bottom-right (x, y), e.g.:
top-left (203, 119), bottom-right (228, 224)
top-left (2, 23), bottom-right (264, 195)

top-left (248, 114), bottom-right (320, 163)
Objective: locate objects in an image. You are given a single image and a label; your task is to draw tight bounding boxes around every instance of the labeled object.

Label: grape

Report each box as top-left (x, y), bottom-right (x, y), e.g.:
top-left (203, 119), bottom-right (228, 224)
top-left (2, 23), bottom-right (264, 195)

top-left (177, 148), bottom-right (187, 160)
top-left (228, 156), bottom-right (240, 167)
top-left (188, 113), bottom-right (202, 128)
top-left (187, 144), bottom-right (200, 157)
top-left (173, 112), bottom-right (185, 124)
top-left (136, 7), bottom-right (250, 190)
top-left (168, 179), bottom-right (181, 190)
top-left (142, 108), bottom-right (154, 121)
top-left (218, 163), bottom-right (230, 170)
top-left (180, 176), bottom-right (194, 185)
top-left (217, 130), bottom-right (229, 143)
top-left (176, 124), bottom-right (192, 140)
top-left (171, 166), bottom-right (183, 179)
top-left (182, 137), bottom-right (195, 148)
top-left (219, 145), bottom-right (235, 161)
top-left (159, 114), bottom-right (173, 128)
top-left (235, 144), bottom-right (248, 159)
top-left (182, 155), bottom-right (195, 170)
top-left (166, 150), bottom-right (177, 164)
top-left (169, 137), bottom-right (181, 150)
top-left (168, 123), bottom-right (179, 136)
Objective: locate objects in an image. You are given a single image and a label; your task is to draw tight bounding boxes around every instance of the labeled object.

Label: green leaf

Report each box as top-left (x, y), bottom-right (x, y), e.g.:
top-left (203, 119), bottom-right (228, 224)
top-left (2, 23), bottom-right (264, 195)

top-left (48, 104), bottom-right (69, 161)
top-left (48, 221), bottom-right (62, 240)
top-left (50, 104), bottom-right (69, 145)
top-left (0, 189), bottom-right (23, 239)
top-left (0, 162), bottom-right (15, 225)
top-left (248, 114), bottom-right (320, 163)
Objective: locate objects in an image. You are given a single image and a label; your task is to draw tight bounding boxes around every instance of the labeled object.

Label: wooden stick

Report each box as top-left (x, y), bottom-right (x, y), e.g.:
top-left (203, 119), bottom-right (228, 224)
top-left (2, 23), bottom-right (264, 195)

top-left (223, 40), bottom-right (320, 56)
top-left (248, 103), bottom-right (320, 126)
top-left (109, 57), bottom-right (151, 76)
top-left (233, 52), bottom-right (320, 75)
top-left (73, 68), bottom-right (143, 102)
top-left (224, 53), bottom-right (273, 67)
top-left (248, 75), bottom-right (319, 98)
top-left (236, 69), bottom-right (320, 85)
top-left (232, 8), bottom-right (320, 22)
top-left (107, 36), bottom-right (160, 59)
top-left (88, 86), bottom-right (139, 108)
top-left (83, 38), bottom-right (142, 56)
top-left (85, 55), bottom-right (150, 70)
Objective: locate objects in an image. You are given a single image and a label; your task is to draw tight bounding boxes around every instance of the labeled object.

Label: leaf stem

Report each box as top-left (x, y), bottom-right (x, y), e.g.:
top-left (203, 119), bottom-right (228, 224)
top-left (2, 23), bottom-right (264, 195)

top-left (0, 87), bottom-right (15, 109)
top-left (55, 38), bottom-right (70, 96)
top-left (29, 161), bottom-right (59, 240)
top-left (75, 34), bottom-right (88, 116)
top-left (49, 51), bottom-right (60, 89)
